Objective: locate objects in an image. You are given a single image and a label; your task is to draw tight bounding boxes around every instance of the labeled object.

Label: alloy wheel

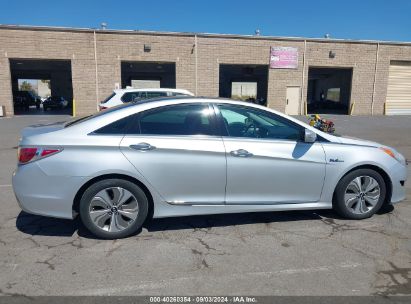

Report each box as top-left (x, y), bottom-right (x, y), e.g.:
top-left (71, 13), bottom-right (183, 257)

top-left (88, 187), bottom-right (139, 232)
top-left (344, 176), bottom-right (381, 214)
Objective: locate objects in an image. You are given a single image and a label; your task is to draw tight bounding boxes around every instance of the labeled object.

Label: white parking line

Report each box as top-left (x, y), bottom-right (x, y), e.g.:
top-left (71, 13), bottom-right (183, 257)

top-left (0, 184), bottom-right (12, 187)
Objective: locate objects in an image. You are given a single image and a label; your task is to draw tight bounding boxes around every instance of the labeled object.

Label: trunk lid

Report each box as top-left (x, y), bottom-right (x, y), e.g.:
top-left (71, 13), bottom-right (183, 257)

top-left (20, 121), bottom-right (67, 138)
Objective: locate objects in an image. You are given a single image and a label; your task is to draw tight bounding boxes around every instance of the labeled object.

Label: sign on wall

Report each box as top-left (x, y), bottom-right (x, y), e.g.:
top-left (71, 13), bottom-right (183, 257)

top-left (270, 47), bottom-right (298, 69)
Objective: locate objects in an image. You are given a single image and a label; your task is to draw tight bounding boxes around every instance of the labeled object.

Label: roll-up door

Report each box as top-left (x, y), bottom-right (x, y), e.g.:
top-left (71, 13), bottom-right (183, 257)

top-left (386, 61), bottom-right (411, 115)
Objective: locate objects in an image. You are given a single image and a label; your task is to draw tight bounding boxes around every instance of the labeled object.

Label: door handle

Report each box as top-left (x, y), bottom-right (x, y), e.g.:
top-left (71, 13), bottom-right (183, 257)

top-left (130, 143), bottom-right (156, 151)
top-left (230, 149), bottom-right (253, 157)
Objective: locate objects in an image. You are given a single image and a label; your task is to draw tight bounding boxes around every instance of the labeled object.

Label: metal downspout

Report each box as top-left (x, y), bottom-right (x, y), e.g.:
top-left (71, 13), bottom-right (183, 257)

top-left (93, 30), bottom-right (99, 111)
top-left (371, 42), bottom-right (380, 115)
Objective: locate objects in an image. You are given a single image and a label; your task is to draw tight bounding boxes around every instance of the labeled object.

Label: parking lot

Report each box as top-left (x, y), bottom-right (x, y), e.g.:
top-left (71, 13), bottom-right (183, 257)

top-left (0, 114), bottom-right (410, 296)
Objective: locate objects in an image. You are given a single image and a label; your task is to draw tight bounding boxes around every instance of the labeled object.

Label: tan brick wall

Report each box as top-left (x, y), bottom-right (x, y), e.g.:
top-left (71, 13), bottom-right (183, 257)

top-left (0, 28), bottom-right (97, 116)
top-left (303, 41), bottom-right (379, 115)
top-left (0, 56), bottom-right (12, 116)
top-left (1, 26), bottom-right (411, 116)
top-left (94, 32), bottom-right (197, 107)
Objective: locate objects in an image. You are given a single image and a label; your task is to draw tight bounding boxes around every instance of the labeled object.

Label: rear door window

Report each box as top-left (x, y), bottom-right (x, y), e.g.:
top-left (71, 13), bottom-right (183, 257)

top-left (138, 104), bottom-right (215, 136)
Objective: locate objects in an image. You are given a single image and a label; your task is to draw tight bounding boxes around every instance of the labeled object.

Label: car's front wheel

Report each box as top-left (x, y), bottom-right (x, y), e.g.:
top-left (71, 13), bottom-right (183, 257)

top-left (79, 178), bottom-right (149, 239)
top-left (333, 169), bottom-right (387, 219)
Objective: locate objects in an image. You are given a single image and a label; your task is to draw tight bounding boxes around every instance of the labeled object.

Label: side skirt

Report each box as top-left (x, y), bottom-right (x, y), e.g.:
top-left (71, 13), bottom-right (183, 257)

top-left (152, 201), bottom-right (332, 218)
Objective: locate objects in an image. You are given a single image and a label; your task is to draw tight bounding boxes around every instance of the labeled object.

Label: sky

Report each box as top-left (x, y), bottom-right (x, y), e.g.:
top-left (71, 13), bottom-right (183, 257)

top-left (0, 0), bottom-right (410, 42)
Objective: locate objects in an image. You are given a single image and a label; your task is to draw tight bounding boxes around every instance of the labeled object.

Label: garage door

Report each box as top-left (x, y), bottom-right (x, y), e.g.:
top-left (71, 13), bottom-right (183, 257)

top-left (386, 61), bottom-right (411, 115)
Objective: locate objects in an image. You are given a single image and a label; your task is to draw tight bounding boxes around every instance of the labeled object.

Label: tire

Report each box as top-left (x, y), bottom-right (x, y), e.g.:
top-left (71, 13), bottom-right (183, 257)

top-left (79, 178), bottom-right (149, 239)
top-left (333, 169), bottom-right (386, 220)
top-left (36, 103), bottom-right (40, 110)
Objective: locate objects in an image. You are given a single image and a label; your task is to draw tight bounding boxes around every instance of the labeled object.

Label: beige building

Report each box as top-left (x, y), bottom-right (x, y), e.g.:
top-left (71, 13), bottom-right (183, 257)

top-left (1, 24), bottom-right (411, 116)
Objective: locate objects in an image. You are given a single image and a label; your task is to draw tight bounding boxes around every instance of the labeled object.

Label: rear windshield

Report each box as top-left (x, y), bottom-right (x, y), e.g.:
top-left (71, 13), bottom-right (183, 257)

top-left (64, 102), bottom-right (134, 128)
top-left (101, 92), bottom-right (116, 104)
top-left (64, 95), bottom-right (183, 128)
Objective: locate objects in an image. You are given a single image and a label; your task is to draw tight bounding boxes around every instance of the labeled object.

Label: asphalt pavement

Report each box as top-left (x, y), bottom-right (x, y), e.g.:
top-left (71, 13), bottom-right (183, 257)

top-left (0, 113), bottom-right (410, 296)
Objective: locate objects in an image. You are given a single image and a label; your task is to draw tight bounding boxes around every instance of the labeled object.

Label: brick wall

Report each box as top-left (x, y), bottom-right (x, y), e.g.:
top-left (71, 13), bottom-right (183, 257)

top-left (1, 26), bottom-right (411, 116)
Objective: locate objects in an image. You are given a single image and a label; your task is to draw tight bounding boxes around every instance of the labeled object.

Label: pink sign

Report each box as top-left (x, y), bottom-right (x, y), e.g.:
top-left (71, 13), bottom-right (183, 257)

top-left (270, 47), bottom-right (298, 69)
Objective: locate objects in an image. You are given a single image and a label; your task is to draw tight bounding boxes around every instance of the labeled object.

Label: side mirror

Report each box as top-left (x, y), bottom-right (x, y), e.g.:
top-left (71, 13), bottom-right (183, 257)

top-left (304, 129), bottom-right (317, 143)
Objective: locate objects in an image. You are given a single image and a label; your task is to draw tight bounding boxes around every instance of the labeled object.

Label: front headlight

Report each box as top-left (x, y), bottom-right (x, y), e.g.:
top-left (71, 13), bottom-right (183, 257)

top-left (380, 147), bottom-right (407, 166)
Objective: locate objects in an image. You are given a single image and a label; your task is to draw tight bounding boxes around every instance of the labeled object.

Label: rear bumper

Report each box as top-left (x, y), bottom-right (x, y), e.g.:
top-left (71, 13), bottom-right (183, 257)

top-left (389, 162), bottom-right (408, 203)
top-left (12, 162), bottom-right (86, 219)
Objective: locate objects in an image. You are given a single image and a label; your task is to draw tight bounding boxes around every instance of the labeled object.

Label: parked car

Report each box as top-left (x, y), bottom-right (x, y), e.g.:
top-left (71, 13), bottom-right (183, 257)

top-left (43, 96), bottom-right (69, 111)
top-left (13, 91), bottom-right (41, 110)
top-left (99, 88), bottom-right (194, 110)
top-left (13, 97), bottom-right (407, 239)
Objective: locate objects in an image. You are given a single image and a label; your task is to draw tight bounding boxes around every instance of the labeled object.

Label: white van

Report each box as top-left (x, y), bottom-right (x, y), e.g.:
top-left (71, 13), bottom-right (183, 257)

top-left (99, 88), bottom-right (194, 110)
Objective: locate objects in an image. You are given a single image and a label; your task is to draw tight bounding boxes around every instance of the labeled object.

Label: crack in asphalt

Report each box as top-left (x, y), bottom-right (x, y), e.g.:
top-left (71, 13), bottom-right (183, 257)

top-left (189, 236), bottom-right (230, 270)
top-left (316, 216), bottom-right (410, 295)
top-left (105, 240), bottom-right (123, 257)
top-left (374, 262), bottom-right (411, 295)
top-left (318, 217), bottom-right (410, 241)
top-left (190, 248), bottom-right (209, 269)
top-left (35, 255), bottom-right (57, 270)
top-left (196, 237), bottom-right (216, 251)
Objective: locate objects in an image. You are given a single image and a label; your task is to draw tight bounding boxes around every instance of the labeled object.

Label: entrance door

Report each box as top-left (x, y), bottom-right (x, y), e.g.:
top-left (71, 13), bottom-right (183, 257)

top-left (285, 87), bottom-right (300, 115)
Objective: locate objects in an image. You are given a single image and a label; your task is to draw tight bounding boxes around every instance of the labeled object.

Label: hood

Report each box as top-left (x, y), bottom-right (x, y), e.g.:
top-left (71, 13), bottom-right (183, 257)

top-left (336, 135), bottom-right (382, 148)
top-left (20, 121), bottom-right (67, 138)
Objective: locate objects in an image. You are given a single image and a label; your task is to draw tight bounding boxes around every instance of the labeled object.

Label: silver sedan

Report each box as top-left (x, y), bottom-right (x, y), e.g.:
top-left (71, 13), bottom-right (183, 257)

top-left (12, 97), bottom-right (408, 239)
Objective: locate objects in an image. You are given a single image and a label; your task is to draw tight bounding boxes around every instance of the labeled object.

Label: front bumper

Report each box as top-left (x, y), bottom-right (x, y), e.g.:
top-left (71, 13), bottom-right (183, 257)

top-left (12, 162), bottom-right (86, 219)
top-left (389, 161), bottom-right (408, 203)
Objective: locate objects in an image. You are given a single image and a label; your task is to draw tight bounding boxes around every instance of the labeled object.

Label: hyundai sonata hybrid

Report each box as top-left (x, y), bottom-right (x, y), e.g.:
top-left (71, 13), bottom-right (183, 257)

top-left (13, 97), bottom-right (407, 239)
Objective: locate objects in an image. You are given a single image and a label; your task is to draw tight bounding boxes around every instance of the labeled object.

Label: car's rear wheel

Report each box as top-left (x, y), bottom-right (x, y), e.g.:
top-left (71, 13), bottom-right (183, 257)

top-left (333, 169), bottom-right (386, 219)
top-left (79, 179), bottom-right (149, 239)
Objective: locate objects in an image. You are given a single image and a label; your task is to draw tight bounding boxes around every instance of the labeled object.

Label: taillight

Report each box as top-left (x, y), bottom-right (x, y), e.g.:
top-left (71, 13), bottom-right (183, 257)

top-left (18, 147), bottom-right (38, 164)
top-left (99, 105), bottom-right (108, 111)
top-left (40, 149), bottom-right (61, 157)
top-left (18, 147), bottom-right (62, 164)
